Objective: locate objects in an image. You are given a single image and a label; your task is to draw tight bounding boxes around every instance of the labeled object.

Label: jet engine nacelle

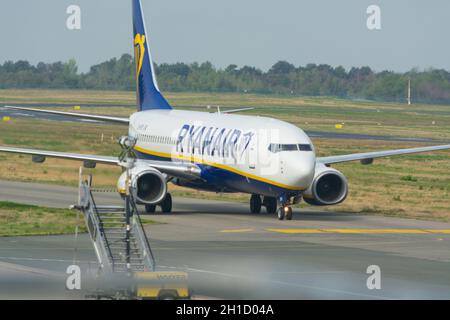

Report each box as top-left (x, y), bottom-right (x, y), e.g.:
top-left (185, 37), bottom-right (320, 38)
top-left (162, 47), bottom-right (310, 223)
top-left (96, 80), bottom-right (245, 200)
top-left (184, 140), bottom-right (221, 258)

top-left (117, 166), bottom-right (167, 205)
top-left (303, 163), bottom-right (348, 206)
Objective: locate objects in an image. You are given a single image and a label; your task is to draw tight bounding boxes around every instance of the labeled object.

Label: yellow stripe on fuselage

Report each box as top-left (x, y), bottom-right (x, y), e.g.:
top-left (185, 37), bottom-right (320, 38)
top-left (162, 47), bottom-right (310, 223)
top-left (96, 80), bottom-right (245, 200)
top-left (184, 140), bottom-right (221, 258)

top-left (133, 145), bottom-right (305, 191)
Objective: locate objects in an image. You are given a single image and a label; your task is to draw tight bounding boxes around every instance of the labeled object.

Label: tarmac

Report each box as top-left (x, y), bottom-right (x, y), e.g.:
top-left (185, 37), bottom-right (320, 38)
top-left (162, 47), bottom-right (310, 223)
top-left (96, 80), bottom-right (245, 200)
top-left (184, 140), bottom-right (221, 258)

top-left (0, 180), bottom-right (450, 299)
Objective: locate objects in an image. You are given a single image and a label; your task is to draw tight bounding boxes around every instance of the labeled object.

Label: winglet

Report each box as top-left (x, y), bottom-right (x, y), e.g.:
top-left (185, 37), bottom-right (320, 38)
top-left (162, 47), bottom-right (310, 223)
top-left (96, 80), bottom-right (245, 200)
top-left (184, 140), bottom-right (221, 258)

top-left (132, 0), bottom-right (172, 111)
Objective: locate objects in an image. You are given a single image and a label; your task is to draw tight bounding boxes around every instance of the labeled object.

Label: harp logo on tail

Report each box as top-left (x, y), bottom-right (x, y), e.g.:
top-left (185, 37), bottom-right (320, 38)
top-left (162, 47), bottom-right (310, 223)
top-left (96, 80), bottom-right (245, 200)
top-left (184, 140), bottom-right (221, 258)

top-left (134, 34), bottom-right (146, 75)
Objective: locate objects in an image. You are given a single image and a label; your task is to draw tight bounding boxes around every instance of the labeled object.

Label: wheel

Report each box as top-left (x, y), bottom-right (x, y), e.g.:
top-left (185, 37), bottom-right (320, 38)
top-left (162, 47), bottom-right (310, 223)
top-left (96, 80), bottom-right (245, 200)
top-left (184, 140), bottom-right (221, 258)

top-left (159, 291), bottom-right (178, 300)
top-left (277, 207), bottom-right (285, 220)
top-left (160, 193), bottom-right (172, 213)
top-left (285, 207), bottom-right (293, 220)
top-left (250, 194), bottom-right (262, 213)
top-left (145, 204), bottom-right (156, 213)
top-left (264, 196), bottom-right (277, 214)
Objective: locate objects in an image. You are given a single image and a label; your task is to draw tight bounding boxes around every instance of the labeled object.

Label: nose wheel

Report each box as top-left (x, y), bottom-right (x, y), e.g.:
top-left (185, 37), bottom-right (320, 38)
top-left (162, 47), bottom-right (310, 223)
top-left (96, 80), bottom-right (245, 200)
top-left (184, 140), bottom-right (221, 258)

top-left (277, 206), bottom-right (293, 220)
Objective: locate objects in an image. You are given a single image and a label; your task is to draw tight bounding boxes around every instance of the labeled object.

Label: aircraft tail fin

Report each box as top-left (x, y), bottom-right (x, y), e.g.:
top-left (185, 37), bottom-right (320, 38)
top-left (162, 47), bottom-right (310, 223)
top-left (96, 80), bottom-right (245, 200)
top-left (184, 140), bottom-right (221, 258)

top-left (132, 0), bottom-right (172, 111)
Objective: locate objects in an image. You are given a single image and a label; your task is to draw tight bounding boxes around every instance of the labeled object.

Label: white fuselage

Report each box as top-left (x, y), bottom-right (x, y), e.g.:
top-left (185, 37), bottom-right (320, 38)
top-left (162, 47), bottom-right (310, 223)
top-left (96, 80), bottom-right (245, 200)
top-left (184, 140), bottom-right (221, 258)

top-left (128, 109), bottom-right (316, 197)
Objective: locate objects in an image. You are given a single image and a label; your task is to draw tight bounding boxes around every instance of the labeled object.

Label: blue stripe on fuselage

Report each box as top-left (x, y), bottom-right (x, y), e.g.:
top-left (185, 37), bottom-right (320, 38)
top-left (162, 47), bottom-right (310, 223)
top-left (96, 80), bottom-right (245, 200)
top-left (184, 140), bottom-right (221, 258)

top-left (133, 148), bottom-right (290, 197)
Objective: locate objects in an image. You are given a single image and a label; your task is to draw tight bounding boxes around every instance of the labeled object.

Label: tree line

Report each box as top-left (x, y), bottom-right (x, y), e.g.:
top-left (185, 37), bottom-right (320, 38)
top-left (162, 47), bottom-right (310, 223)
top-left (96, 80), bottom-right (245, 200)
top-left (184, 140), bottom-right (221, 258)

top-left (1, 54), bottom-right (450, 104)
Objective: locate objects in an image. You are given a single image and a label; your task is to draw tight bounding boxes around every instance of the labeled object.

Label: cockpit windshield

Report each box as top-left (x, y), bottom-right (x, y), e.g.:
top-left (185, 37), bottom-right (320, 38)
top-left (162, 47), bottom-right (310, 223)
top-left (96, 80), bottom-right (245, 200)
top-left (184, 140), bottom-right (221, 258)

top-left (268, 143), bottom-right (312, 153)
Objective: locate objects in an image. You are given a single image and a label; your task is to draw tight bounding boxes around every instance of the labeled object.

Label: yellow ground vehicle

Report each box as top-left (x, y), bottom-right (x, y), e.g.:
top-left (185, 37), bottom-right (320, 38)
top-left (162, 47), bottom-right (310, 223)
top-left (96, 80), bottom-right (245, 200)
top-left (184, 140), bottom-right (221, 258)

top-left (134, 271), bottom-right (190, 300)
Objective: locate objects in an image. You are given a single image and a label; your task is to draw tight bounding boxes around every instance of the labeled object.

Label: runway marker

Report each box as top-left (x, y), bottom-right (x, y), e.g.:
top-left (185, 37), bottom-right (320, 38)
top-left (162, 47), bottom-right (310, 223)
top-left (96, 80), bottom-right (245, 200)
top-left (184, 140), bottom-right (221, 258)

top-left (220, 228), bottom-right (254, 233)
top-left (267, 229), bottom-right (450, 234)
top-left (325, 229), bottom-right (430, 234)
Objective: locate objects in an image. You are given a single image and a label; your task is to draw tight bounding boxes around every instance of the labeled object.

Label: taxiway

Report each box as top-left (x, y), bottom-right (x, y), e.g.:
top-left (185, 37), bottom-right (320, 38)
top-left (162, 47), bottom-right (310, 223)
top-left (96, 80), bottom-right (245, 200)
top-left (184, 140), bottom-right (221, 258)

top-left (1, 180), bottom-right (450, 299)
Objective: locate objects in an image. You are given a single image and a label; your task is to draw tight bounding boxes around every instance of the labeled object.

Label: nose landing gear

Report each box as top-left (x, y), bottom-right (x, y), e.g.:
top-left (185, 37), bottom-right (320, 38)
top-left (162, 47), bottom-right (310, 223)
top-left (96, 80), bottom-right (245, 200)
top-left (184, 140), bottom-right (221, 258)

top-left (277, 205), bottom-right (293, 220)
top-left (276, 194), bottom-right (297, 220)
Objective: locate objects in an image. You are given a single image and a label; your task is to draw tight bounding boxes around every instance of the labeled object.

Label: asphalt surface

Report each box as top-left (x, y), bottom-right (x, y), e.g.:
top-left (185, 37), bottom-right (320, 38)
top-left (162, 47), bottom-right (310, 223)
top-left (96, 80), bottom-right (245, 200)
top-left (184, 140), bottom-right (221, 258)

top-left (1, 180), bottom-right (450, 299)
top-left (2, 106), bottom-right (448, 143)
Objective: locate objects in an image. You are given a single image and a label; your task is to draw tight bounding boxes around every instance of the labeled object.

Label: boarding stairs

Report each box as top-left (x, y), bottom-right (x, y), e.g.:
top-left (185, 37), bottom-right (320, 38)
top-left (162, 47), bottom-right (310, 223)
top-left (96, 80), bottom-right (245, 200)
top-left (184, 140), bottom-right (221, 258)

top-left (76, 172), bottom-right (155, 275)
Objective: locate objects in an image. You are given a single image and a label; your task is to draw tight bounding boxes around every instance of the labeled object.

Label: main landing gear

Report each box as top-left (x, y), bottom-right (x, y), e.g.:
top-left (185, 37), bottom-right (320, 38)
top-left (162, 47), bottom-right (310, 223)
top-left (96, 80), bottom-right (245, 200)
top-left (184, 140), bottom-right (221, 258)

top-left (145, 193), bottom-right (172, 214)
top-left (249, 195), bottom-right (281, 216)
top-left (250, 194), bottom-right (262, 213)
top-left (249, 194), bottom-right (296, 220)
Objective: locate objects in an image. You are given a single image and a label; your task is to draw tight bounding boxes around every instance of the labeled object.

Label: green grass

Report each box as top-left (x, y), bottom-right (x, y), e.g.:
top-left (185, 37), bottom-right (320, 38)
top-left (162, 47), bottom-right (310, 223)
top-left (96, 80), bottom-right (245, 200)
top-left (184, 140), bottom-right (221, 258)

top-left (0, 201), bottom-right (158, 237)
top-left (2, 89), bottom-right (450, 140)
top-left (1, 89), bottom-right (450, 222)
top-left (0, 201), bottom-right (85, 236)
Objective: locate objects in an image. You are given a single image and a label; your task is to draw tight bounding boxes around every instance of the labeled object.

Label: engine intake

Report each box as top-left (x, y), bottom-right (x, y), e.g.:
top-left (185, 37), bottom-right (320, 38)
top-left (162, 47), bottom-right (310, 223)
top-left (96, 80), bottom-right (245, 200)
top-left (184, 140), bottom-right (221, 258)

top-left (304, 164), bottom-right (348, 206)
top-left (117, 166), bottom-right (167, 205)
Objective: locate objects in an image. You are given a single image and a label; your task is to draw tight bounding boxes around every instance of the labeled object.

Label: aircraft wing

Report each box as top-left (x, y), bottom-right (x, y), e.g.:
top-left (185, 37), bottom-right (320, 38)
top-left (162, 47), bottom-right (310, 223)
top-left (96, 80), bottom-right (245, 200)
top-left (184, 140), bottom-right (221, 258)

top-left (210, 107), bottom-right (254, 114)
top-left (317, 144), bottom-right (450, 165)
top-left (0, 146), bottom-right (201, 179)
top-left (3, 106), bottom-right (129, 124)
top-left (221, 107), bottom-right (254, 114)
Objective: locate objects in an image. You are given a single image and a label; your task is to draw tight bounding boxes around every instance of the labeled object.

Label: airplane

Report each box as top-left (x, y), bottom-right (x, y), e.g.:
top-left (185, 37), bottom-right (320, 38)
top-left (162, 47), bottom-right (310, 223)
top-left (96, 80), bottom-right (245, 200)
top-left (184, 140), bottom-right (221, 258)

top-left (1, 0), bottom-right (449, 220)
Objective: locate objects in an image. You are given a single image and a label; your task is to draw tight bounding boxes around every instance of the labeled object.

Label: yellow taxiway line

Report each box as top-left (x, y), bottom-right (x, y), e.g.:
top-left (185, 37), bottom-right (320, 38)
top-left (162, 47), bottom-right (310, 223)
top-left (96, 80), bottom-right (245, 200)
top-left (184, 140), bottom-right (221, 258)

top-left (266, 229), bottom-right (450, 234)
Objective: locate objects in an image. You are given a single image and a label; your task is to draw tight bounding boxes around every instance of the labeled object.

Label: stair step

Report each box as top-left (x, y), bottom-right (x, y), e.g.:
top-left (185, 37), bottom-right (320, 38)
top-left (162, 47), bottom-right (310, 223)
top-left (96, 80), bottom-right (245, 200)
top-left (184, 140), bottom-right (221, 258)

top-left (111, 252), bottom-right (143, 257)
top-left (108, 246), bottom-right (139, 251)
top-left (104, 235), bottom-right (136, 239)
top-left (110, 253), bottom-right (142, 258)
top-left (97, 212), bottom-right (129, 216)
top-left (110, 248), bottom-right (140, 252)
top-left (112, 258), bottom-right (143, 262)
top-left (100, 221), bottom-right (126, 224)
top-left (106, 233), bottom-right (136, 243)
top-left (105, 230), bottom-right (129, 234)
top-left (106, 238), bottom-right (137, 243)
top-left (109, 245), bottom-right (140, 249)
top-left (103, 229), bottom-right (134, 233)
top-left (96, 206), bottom-right (125, 210)
top-left (113, 263), bottom-right (146, 268)
top-left (104, 234), bottom-right (137, 238)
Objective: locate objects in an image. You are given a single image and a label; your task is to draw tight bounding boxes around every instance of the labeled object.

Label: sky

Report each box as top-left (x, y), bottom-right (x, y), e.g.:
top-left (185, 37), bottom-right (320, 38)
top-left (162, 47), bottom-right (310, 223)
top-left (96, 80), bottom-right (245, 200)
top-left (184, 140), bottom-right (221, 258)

top-left (0, 0), bottom-right (449, 73)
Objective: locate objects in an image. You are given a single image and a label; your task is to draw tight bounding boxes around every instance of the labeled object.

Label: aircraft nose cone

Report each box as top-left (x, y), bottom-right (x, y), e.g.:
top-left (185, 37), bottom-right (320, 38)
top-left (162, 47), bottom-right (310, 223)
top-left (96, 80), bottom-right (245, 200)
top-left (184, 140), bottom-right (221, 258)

top-left (284, 153), bottom-right (316, 189)
top-left (299, 155), bottom-right (316, 185)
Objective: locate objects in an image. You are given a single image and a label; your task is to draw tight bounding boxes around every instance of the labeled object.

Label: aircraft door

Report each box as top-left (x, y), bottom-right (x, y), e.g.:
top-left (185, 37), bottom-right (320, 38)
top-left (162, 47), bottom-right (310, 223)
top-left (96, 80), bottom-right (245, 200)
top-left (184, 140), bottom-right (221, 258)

top-left (248, 138), bottom-right (257, 169)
